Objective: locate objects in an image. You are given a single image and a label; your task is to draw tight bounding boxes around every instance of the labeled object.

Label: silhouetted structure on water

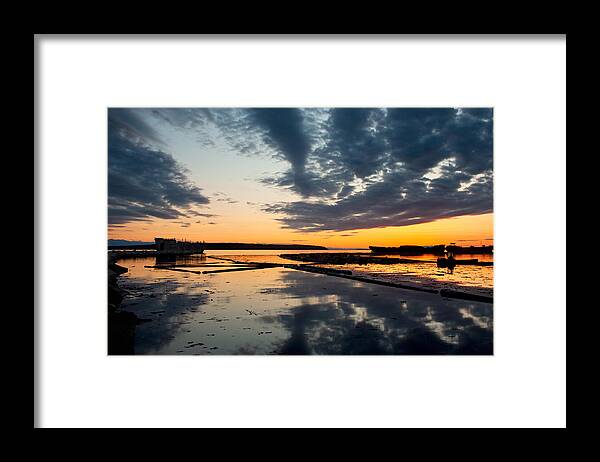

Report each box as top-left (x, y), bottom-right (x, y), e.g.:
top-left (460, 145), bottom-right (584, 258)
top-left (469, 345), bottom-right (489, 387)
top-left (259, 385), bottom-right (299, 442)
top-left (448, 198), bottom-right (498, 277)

top-left (154, 237), bottom-right (205, 255)
top-left (445, 245), bottom-right (493, 254)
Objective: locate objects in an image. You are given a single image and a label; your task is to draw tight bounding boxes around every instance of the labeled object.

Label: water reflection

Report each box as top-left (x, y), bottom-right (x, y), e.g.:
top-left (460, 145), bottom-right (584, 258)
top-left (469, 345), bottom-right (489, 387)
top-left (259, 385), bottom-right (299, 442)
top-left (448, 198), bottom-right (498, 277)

top-left (209, 250), bottom-right (493, 293)
top-left (117, 256), bottom-right (493, 355)
top-left (269, 270), bottom-right (492, 355)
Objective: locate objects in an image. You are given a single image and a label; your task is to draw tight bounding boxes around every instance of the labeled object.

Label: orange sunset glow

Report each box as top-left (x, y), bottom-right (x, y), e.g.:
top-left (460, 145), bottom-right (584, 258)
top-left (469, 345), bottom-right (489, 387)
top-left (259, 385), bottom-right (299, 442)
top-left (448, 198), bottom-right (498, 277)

top-left (109, 212), bottom-right (493, 249)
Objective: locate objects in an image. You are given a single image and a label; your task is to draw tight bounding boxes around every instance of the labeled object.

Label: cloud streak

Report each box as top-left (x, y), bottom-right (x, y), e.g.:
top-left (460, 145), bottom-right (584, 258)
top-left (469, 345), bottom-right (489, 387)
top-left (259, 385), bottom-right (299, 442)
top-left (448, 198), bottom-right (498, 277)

top-left (108, 109), bottom-right (210, 226)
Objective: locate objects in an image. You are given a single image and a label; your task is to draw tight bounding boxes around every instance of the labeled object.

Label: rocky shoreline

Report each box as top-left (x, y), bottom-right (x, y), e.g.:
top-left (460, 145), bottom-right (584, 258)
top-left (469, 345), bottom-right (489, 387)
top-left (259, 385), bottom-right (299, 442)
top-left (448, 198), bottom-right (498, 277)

top-left (108, 256), bottom-right (143, 355)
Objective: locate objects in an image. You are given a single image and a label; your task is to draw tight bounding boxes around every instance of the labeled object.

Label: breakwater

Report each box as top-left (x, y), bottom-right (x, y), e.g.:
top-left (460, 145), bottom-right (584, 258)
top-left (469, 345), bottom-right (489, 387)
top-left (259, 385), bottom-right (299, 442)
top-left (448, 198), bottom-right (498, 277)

top-left (280, 252), bottom-right (493, 267)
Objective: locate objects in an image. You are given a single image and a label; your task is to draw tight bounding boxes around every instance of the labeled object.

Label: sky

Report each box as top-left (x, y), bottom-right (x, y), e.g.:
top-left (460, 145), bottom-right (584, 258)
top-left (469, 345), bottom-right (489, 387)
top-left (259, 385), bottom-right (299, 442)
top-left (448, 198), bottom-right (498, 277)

top-left (108, 108), bottom-right (493, 248)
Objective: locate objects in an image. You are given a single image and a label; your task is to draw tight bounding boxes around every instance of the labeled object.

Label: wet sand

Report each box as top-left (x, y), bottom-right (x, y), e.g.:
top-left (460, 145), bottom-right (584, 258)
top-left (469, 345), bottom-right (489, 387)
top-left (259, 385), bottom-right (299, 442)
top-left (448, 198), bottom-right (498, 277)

top-left (115, 255), bottom-right (493, 355)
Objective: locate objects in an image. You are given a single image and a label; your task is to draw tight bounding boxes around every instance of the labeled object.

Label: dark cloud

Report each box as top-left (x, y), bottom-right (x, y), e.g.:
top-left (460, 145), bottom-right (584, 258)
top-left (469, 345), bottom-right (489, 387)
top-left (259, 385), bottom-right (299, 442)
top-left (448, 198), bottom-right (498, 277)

top-left (262, 108), bottom-right (493, 232)
top-left (322, 108), bottom-right (388, 179)
top-left (211, 192), bottom-right (238, 204)
top-left (247, 108), bottom-right (321, 197)
top-left (108, 108), bottom-right (164, 145)
top-left (265, 168), bottom-right (492, 232)
top-left (108, 109), bottom-right (210, 225)
top-left (128, 108), bottom-right (492, 232)
top-left (192, 212), bottom-right (219, 218)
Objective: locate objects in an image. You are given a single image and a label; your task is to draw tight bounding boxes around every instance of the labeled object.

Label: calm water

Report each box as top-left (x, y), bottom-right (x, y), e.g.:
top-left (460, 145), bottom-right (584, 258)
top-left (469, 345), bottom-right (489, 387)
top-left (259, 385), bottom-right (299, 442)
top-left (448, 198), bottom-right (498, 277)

top-left (116, 253), bottom-right (493, 355)
top-left (206, 249), bottom-right (494, 295)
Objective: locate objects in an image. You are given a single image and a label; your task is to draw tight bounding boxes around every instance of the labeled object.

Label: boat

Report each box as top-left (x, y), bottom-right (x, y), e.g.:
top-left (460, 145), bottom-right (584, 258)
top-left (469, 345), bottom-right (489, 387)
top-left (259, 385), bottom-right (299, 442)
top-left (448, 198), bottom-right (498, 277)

top-left (437, 256), bottom-right (456, 268)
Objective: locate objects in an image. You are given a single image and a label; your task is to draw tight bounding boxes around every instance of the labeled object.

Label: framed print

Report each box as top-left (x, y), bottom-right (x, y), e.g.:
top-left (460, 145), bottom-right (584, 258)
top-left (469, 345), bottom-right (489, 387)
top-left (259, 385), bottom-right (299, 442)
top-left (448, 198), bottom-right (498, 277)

top-left (35, 34), bottom-right (566, 428)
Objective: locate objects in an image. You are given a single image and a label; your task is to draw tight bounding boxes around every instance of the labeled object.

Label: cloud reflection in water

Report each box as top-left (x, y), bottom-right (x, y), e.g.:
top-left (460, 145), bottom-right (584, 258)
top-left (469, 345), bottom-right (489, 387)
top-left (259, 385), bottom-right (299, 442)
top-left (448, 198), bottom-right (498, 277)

top-left (118, 257), bottom-right (492, 355)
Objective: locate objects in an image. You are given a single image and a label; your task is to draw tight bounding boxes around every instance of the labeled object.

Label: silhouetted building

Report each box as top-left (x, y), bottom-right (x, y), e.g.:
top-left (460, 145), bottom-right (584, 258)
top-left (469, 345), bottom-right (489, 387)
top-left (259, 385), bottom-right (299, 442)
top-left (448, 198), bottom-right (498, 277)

top-left (154, 237), bottom-right (205, 255)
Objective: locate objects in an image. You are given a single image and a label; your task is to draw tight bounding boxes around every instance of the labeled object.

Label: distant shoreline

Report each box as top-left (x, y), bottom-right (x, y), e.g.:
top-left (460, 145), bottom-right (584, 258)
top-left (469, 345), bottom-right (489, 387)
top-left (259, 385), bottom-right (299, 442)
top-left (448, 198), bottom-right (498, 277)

top-left (108, 241), bottom-right (328, 251)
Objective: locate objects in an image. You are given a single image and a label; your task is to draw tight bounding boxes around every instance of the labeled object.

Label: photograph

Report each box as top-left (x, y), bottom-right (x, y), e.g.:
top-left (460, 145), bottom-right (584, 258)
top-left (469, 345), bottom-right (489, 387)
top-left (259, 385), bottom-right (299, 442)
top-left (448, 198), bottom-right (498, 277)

top-left (108, 107), bottom-right (494, 355)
